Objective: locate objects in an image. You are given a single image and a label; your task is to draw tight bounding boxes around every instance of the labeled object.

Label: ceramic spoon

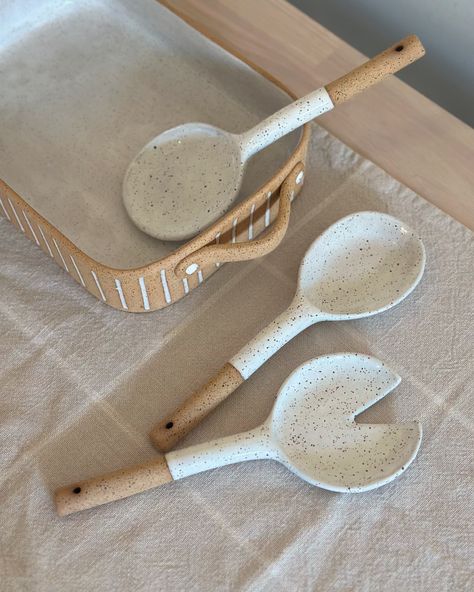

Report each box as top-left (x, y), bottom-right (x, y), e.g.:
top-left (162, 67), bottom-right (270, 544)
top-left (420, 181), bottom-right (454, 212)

top-left (123, 35), bottom-right (425, 241)
top-left (55, 353), bottom-right (422, 516)
top-left (150, 212), bottom-right (425, 451)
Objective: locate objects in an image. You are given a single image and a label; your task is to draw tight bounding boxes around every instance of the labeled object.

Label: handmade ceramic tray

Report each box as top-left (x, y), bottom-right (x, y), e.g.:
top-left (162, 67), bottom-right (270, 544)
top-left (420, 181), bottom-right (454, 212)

top-left (0, 0), bottom-right (310, 312)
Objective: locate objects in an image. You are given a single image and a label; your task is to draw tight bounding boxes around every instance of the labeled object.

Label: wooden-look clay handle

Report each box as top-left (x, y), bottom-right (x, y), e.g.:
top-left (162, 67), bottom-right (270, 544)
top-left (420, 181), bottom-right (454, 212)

top-left (150, 362), bottom-right (244, 452)
top-left (55, 456), bottom-right (173, 516)
top-left (173, 163), bottom-right (304, 279)
top-left (325, 35), bottom-right (425, 104)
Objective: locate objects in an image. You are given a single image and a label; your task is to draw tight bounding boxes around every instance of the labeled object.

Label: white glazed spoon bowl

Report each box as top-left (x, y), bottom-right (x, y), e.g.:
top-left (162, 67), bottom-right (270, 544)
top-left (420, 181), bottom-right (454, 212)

top-left (123, 123), bottom-right (243, 241)
top-left (230, 211), bottom-right (425, 380)
top-left (123, 36), bottom-right (425, 241)
top-left (299, 211), bottom-right (426, 318)
top-left (269, 353), bottom-right (422, 492)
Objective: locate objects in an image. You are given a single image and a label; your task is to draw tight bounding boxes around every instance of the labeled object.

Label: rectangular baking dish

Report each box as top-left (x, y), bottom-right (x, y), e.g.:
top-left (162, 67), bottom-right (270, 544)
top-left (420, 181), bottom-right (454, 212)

top-left (0, 0), bottom-right (310, 312)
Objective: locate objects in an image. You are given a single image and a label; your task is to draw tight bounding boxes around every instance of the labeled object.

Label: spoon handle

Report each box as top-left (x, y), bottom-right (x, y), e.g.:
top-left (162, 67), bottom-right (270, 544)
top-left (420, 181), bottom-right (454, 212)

top-left (325, 34), bottom-right (425, 104)
top-left (55, 427), bottom-right (272, 516)
top-left (150, 363), bottom-right (244, 452)
top-left (238, 87), bottom-right (333, 161)
top-left (150, 300), bottom-right (315, 452)
top-left (55, 456), bottom-right (173, 517)
top-left (238, 35), bottom-right (424, 160)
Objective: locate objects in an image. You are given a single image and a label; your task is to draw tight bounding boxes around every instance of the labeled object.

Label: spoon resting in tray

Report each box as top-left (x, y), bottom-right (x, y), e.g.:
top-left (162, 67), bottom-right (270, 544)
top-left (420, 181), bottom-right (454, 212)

top-left (123, 35), bottom-right (425, 241)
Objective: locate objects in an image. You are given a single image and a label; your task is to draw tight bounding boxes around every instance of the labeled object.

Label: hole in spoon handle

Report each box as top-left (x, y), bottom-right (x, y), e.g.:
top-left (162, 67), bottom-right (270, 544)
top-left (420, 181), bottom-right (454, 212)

top-left (325, 34), bottom-right (425, 105)
top-left (150, 363), bottom-right (244, 452)
top-left (54, 457), bottom-right (173, 516)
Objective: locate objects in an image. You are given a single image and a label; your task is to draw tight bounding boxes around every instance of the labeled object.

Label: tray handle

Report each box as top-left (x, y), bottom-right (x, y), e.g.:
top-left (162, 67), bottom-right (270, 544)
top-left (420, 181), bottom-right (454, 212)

top-left (174, 163), bottom-right (304, 279)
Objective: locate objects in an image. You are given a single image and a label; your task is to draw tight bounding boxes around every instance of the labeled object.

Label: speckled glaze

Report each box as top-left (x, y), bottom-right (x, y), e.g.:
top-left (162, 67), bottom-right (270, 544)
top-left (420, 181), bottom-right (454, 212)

top-left (237, 88), bottom-right (333, 161)
top-left (151, 211), bottom-right (426, 452)
top-left (123, 124), bottom-right (243, 242)
top-left (55, 353), bottom-right (422, 515)
top-left (232, 211), bottom-right (426, 378)
top-left (168, 354), bottom-right (422, 492)
top-left (123, 34), bottom-right (425, 243)
top-left (55, 456), bottom-right (173, 517)
top-left (326, 35), bottom-right (425, 105)
top-left (123, 89), bottom-right (333, 241)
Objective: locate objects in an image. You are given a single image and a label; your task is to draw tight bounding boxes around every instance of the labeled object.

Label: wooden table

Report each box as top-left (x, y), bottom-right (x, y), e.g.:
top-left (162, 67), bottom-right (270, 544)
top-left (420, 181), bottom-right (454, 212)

top-left (162, 0), bottom-right (474, 229)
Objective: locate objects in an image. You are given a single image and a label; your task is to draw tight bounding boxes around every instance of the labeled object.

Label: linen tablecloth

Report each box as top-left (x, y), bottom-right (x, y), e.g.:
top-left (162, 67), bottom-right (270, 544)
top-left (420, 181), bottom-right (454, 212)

top-left (1, 125), bottom-right (472, 591)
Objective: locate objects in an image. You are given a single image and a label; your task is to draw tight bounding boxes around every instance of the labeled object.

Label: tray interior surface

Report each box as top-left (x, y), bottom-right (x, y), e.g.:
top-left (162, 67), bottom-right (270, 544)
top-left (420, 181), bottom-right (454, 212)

top-left (0, 0), bottom-right (299, 268)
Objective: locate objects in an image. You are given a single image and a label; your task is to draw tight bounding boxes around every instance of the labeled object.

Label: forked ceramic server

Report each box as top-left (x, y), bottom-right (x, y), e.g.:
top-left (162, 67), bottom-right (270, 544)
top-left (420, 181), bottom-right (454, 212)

top-left (55, 353), bottom-right (422, 516)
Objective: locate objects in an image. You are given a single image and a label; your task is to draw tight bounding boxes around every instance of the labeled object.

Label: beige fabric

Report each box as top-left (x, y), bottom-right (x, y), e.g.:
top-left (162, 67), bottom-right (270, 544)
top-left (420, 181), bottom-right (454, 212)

top-left (1, 125), bottom-right (473, 591)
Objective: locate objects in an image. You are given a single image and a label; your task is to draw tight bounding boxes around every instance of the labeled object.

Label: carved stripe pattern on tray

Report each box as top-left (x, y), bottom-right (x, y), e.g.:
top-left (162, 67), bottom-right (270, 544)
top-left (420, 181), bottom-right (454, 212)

top-left (22, 211), bottom-right (40, 246)
top-left (138, 276), bottom-right (150, 310)
top-left (0, 196), bottom-right (11, 220)
top-left (38, 225), bottom-right (54, 258)
top-left (70, 255), bottom-right (85, 287)
top-left (160, 269), bottom-right (172, 304)
top-left (248, 204), bottom-right (256, 240)
top-left (264, 192), bottom-right (272, 227)
top-left (115, 278), bottom-right (128, 310)
top-left (8, 198), bottom-right (25, 232)
top-left (52, 238), bottom-right (69, 272)
top-left (91, 270), bottom-right (106, 302)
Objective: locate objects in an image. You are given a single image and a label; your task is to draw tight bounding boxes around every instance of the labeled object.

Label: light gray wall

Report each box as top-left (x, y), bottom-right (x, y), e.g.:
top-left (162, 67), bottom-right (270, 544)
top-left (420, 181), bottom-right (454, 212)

top-left (291, 0), bottom-right (474, 126)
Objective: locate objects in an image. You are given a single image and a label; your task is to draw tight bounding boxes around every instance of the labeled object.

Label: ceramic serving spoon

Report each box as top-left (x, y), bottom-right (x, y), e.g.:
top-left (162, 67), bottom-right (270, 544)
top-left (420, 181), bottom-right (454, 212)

top-left (123, 35), bottom-right (425, 241)
top-left (151, 211), bottom-right (425, 451)
top-left (55, 353), bottom-right (422, 516)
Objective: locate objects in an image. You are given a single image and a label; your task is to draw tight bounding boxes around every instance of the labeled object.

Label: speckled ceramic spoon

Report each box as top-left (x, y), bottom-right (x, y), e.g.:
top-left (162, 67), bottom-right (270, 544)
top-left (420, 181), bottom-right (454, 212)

top-left (151, 211), bottom-right (425, 451)
top-left (55, 353), bottom-right (422, 516)
top-left (123, 35), bottom-right (424, 241)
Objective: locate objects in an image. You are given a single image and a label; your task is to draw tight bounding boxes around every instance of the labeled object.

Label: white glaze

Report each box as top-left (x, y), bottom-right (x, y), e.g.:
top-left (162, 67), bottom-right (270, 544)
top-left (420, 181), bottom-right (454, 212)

top-left (166, 353), bottom-right (422, 492)
top-left (238, 87), bottom-right (333, 160)
top-left (166, 425), bottom-right (273, 480)
top-left (231, 212), bottom-right (425, 379)
top-left (123, 88), bottom-right (333, 241)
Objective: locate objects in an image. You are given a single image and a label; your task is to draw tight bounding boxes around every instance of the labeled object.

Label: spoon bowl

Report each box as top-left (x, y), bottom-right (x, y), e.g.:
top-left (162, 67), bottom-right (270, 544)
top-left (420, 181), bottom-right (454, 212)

top-left (123, 123), bottom-right (243, 241)
top-left (299, 212), bottom-right (426, 318)
top-left (270, 354), bottom-right (422, 492)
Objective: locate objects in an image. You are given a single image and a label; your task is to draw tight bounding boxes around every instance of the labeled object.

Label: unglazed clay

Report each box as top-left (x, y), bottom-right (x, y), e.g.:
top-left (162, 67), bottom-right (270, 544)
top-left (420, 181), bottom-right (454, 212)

top-left (151, 211), bottom-right (426, 451)
top-left (55, 353), bottom-right (422, 515)
top-left (124, 36), bottom-right (425, 242)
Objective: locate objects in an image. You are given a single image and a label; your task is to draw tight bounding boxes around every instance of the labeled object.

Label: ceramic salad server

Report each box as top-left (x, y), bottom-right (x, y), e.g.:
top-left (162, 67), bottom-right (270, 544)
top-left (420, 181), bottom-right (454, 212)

top-left (55, 353), bottom-right (422, 516)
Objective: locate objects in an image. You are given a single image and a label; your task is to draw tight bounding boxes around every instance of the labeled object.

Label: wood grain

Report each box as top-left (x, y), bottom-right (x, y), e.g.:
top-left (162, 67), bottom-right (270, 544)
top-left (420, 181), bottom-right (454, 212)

top-left (162, 0), bottom-right (474, 229)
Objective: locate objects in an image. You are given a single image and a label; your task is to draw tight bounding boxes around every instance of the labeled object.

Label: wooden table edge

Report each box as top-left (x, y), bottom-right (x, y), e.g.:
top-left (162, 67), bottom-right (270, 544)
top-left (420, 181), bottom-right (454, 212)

top-left (161, 0), bottom-right (474, 230)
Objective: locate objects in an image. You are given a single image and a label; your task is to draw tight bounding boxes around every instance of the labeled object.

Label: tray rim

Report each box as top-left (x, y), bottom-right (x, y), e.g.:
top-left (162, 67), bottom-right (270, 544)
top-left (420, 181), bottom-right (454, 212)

top-left (0, 0), bottom-right (311, 312)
